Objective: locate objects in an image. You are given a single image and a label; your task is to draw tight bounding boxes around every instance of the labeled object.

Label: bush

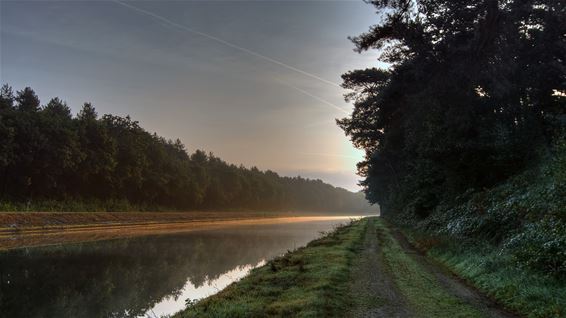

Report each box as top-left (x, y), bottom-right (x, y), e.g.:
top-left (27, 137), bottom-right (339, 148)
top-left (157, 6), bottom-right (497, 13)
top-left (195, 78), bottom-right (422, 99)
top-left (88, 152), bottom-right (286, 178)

top-left (505, 217), bottom-right (566, 277)
top-left (390, 139), bottom-right (566, 278)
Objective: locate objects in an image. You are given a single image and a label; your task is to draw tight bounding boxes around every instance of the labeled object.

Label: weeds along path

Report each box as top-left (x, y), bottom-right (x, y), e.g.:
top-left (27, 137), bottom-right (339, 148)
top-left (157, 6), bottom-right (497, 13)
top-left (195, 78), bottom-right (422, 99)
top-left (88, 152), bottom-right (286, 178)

top-left (349, 218), bottom-right (517, 318)
top-left (389, 227), bottom-right (518, 318)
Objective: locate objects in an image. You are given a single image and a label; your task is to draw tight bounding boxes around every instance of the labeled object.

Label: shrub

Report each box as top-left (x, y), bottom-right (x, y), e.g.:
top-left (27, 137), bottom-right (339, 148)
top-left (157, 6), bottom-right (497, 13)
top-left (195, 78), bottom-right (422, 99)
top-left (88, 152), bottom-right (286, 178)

top-left (505, 217), bottom-right (566, 277)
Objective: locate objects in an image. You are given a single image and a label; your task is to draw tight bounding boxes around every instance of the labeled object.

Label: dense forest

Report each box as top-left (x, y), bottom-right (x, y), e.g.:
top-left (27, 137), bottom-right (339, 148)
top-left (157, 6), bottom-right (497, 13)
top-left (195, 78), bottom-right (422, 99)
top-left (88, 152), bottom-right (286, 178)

top-left (338, 0), bottom-right (565, 287)
top-left (0, 85), bottom-right (371, 212)
top-left (339, 0), bottom-right (564, 217)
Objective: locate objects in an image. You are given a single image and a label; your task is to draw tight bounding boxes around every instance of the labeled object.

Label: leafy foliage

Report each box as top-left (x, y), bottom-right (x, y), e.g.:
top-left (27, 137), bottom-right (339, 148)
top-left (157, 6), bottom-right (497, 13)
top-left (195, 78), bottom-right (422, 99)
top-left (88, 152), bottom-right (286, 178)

top-left (505, 218), bottom-right (566, 276)
top-left (0, 85), bottom-right (371, 212)
top-left (415, 144), bottom-right (566, 276)
top-left (406, 231), bottom-right (566, 318)
top-left (338, 0), bottom-right (565, 217)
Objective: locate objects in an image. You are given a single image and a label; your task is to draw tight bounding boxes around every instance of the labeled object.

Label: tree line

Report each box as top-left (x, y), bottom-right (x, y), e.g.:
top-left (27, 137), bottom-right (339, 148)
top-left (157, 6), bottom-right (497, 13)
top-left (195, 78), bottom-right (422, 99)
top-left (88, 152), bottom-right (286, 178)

top-left (338, 0), bottom-right (565, 217)
top-left (0, 85), bottom-right (371, 212)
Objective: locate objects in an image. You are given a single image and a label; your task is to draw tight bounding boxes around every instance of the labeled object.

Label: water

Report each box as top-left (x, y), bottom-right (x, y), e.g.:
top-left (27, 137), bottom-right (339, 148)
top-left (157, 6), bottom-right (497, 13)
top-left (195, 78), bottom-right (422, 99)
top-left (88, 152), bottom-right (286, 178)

top-left (0, 217), bottom-right (353, 318)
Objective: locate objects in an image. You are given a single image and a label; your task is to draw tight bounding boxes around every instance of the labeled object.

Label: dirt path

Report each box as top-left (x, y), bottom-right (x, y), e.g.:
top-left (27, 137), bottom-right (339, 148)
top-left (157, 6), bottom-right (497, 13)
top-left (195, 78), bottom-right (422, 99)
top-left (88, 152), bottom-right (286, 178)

top-left (391, 229), bottom-right (517, 318)
top-left (348, 218), bottom-right (517, 318)
top-left (348, 218), bottom-right (413, 317)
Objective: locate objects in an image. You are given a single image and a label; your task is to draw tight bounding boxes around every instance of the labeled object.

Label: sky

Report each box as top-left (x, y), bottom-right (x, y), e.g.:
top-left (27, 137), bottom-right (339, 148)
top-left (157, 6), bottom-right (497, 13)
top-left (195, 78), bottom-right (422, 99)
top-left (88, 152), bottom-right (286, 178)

top-left (0, 0), bottom-right (383, 191)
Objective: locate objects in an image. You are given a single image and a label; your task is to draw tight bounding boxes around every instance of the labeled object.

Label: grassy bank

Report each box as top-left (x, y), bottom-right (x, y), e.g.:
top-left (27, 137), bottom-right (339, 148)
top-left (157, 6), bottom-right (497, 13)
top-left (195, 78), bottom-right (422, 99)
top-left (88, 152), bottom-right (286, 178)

top-left (0, 211), bottom-right (297, 229)
top-left (175, 218), bottom-right (367, 317)
top-left (373, 220), bottom-right (486, 318)
top-left (387, 145), bottom-right (566, 318)
top-left (0, 212), bottom-right (370, 231)
top-left (175, 217), bottom-right (512, 317)
top-left (0, 199), bottom-right (376, 216)
top-left (404, 230), bottom-right (565, 318)
top-left (0, 214), bottom-right (363, 251)
top-left (0, 199), bottom-right (176, 212)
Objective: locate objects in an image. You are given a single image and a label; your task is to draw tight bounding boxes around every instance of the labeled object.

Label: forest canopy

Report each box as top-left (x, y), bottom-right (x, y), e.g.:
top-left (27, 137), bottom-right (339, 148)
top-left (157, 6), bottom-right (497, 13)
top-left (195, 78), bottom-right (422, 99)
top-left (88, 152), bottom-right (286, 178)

top-left (0, 85), bottom-right (372, 213)
top-left (338, 0), bottom-right (565, 217)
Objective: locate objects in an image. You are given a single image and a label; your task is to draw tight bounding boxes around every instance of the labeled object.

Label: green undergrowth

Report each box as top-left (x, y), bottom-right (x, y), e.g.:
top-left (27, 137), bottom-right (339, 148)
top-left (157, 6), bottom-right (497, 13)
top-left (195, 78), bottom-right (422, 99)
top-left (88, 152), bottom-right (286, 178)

top-left (388, 143), bottom-right (566, 317)
top-left (403, 230), bottom-right (566, 318)
top-left (374, 219), bottom-right (485, 318)
top-left (174, 218), bottom-right (367, 318)
top-left (398, 142), bottom-right (566, 277)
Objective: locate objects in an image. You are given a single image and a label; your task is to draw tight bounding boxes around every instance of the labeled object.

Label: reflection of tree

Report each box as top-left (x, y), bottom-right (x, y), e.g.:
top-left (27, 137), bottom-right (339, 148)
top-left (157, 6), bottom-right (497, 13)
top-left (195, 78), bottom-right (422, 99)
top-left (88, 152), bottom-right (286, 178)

top-left (0, 221), bottom-right (336, 318)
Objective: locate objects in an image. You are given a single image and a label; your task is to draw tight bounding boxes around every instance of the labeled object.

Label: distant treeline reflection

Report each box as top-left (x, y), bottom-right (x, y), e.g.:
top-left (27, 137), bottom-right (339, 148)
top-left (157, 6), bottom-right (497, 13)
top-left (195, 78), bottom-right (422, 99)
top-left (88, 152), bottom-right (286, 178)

top-left (0, 85), bottom-right (371, 212)
top-left (0, 223), bottom-right (320, 317)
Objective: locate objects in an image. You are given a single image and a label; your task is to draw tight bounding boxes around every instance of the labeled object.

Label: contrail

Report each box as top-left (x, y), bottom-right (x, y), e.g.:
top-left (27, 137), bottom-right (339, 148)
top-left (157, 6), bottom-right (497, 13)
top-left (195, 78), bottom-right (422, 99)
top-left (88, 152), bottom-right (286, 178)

top-left (112, 0), bottom-right (340, 88)
top-left (276, 80), bottom-right (350, 114)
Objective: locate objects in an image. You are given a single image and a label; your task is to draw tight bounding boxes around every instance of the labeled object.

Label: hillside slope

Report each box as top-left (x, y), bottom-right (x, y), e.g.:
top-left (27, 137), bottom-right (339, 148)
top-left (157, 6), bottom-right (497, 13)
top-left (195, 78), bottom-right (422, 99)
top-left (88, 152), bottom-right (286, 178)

top-left (391, 141), bottom-right (566, 317)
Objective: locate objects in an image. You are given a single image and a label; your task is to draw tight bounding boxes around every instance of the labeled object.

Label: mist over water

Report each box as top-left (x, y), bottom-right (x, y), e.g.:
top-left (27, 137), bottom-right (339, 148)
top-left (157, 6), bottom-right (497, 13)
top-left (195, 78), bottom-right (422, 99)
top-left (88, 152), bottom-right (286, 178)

top-left (0, 218), bottom-right (351, 318)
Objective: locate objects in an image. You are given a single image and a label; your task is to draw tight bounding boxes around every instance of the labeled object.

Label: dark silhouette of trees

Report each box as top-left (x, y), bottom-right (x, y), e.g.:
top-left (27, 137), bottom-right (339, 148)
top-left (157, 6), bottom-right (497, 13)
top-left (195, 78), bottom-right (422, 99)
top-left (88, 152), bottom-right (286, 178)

top-left (0, 84), bottom-right (371, 212)
top-left (338, 0), bottom-right (565, 217)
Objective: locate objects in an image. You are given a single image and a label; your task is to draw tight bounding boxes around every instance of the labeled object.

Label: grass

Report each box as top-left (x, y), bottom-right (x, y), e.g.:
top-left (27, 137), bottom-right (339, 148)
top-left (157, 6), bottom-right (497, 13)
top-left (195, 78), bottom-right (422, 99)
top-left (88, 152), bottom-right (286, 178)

top-left (386, 144), bottom-right (566, 318)
top-left (174, 218), bottom-right (367, 318)
top-left (175, 217), bottom-right (501, 318)
top-left (373, 219), bottom-right (485, 318)
top-left (171, 216), bottom-right (562, 317)
top-left (404, 230), bottom-right (566, 318)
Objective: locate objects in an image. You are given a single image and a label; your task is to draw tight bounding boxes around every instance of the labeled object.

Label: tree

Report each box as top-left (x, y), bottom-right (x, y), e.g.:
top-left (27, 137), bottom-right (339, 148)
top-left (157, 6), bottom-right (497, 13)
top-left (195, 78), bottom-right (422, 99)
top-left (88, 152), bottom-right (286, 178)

top-left (0, 84), bottom-right (14, 111)
top-left (77, 102), bottom-right (97, 121)
top-left (16, 87), bottom-right (40, 112)
top-left (0, 84), bottom-right (375, 212)
top-left (0, 85), bottom-right (16, 197)
top-left (76, 103), bottom-right (116, 199)
top-left (43, 98), bottom-right (72, 118)
top-left (37, 98), bottom-right (81, 196)
top-left (339, 0), bottom-right (566, 217)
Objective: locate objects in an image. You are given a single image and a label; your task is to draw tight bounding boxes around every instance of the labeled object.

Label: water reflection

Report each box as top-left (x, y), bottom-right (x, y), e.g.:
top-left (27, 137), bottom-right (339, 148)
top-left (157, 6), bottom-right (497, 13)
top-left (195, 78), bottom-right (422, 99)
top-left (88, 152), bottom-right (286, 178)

top-left (0, 218), bottom-right (349, 318)
top-left (142, 261), bottom-right (264, 318)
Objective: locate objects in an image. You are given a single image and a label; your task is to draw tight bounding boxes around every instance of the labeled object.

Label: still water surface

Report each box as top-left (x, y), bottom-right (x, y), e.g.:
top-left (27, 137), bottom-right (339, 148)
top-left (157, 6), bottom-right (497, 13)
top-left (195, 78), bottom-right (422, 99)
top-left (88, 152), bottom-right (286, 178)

top-left (0, 217), bottom-right (353, 318)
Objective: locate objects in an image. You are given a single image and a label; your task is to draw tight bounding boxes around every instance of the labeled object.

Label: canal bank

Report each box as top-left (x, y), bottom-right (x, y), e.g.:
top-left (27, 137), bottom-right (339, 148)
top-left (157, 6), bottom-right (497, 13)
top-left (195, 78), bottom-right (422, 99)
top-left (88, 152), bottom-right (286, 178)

top-left (0, 218), bottom-right (351, 317)
top-left (0, 212), bottom-right (360, 250)
top-left (176, 217), bottom-right (516, 318)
